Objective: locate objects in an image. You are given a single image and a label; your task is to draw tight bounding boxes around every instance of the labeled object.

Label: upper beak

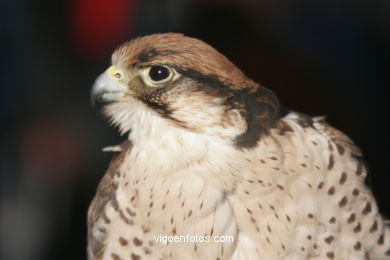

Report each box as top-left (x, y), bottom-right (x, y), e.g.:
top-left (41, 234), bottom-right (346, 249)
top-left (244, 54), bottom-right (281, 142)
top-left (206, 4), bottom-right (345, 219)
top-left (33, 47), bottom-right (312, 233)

top-left (91, 69), bottom-right (126, 107)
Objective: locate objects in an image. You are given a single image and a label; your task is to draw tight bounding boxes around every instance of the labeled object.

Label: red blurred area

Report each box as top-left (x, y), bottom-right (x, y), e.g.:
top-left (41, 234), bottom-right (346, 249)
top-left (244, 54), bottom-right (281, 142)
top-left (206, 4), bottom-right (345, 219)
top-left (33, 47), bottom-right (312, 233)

top-left (69, 0), bottom-right (137, 60)
top-left (22, 113), bottom-right (84, 183)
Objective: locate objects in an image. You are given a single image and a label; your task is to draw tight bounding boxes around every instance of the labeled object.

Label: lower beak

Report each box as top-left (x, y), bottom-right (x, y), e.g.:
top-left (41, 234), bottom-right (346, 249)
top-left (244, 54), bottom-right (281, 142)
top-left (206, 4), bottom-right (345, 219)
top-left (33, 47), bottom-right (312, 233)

top-left (91, 70), bottom-right (126, 107)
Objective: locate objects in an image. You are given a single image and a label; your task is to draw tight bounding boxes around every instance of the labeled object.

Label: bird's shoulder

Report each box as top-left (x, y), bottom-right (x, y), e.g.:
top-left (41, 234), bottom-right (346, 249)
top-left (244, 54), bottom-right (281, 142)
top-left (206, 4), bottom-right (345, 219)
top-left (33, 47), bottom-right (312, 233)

top-left (311, 116), bottom-right (362, 157)
top-left (277, 111), bottom-right (362, 157)
top-left (87, 140), bottom-right (132, 259)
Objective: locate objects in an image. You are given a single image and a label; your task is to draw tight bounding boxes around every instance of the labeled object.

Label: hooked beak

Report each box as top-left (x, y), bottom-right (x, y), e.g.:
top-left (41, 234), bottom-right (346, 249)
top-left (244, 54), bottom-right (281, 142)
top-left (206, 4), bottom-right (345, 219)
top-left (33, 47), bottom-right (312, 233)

top-left (91, 67), bottom-right (127, 107)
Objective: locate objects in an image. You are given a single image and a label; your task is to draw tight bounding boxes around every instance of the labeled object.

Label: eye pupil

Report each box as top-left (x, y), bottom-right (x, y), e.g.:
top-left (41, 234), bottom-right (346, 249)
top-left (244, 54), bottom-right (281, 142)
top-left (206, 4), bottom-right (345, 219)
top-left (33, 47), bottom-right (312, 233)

top-left (149, 66), bottom-right (170, 82)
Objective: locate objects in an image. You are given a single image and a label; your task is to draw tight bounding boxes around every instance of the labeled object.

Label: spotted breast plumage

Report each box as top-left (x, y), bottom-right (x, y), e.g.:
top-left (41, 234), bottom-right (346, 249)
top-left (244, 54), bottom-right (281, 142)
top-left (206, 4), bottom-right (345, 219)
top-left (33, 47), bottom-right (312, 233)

top-left (88, 33), bottom-right (390, 260)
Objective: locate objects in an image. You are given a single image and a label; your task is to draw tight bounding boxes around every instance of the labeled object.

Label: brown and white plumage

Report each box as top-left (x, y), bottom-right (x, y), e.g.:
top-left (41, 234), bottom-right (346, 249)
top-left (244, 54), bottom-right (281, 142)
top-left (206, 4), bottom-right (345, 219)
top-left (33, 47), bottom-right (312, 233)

top-left (88, 33), bottom-right (390, 259)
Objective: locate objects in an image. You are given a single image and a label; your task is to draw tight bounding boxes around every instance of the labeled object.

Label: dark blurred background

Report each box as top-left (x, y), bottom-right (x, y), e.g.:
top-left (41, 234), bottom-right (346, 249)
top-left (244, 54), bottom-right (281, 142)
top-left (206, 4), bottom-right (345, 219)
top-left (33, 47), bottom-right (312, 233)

top-left (0, 0), bottom-right (389, 259)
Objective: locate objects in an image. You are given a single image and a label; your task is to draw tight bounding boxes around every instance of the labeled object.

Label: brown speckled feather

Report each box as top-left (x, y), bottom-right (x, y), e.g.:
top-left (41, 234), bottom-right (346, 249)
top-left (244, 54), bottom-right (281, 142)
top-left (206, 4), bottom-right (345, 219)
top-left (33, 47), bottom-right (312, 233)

top-left (313, 116), bottom-right (362, 156)
top-left (87, 141), bottom-right (132, 259)
top-left (89, 33), bottom-right (390, 260)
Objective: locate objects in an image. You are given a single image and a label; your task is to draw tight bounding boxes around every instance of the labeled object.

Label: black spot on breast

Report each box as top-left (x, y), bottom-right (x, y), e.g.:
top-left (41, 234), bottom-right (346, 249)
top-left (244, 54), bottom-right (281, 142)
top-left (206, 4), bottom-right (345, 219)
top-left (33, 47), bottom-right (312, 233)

top-left (133, 237), bottom-right (143, 246)
top-left (130, 253), bottom-right (141, 260)
top-left (347, 213), bottom-right (356, 224)
top-left (356, 162), bottom-right (363, 176)
top-left (354, 241), bottom-right (362, 251)
top-left (267, 225), bottom-right (272, 233)
top-left (111, 253), bottom-right (122, 260)
top-left (338, 196), bottom-right (348, 207)
top-left (325, 235), bottom-right (334, 244)
top-left (328, 154), bottom-right (334, 170)
top-left (339, 172), bottom-right (347, 185)
top-left (144, 247), bottom-right (152, 255)
top-left (328, 186), bottom-right (335, 195)
top-left (378, 234), bottom-right (384, 245)
top-left (118, 237), bottom-right (128, 246)
top-left (370, 221), bottom-right (378, 233)
top-left (326, 251), bottom-right (335, 259)
top-left (362, 202), bottom-right (372, 215)
top-left (354, 223), bottom-right (362, 233)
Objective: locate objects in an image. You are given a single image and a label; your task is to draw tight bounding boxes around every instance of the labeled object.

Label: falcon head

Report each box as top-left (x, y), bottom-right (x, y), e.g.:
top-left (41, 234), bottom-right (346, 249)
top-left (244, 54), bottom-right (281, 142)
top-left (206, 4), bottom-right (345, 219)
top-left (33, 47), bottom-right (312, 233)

top-left (91, 33), bottom-right (281, 148)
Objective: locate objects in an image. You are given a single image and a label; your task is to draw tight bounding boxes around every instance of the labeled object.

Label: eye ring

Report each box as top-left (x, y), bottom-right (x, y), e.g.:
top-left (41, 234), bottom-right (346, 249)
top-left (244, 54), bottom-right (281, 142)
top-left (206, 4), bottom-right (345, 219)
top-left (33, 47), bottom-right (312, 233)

top-left (141, 65), bottom-right (179, 87)
top-left (148, 65), bottom-right (171, 83)
top-left (114, 72), bottom-right (122, 79)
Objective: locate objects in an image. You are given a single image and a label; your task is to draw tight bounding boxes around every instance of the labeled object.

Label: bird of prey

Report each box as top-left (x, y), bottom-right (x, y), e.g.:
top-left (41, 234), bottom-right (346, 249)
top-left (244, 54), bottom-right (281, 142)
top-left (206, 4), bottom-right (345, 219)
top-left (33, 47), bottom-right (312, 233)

top-left (88, 33), bottom-right (390, 260)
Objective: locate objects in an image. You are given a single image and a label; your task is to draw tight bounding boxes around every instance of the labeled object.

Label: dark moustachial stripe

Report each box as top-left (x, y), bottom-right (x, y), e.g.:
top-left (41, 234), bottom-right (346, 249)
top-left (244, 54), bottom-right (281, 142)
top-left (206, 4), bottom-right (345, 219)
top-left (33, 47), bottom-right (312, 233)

top-left (142, 98), bottom-right (173, 117)
top-left (141, 95), bottom-right (191, 130)
top-left (176, 68), bottom-right (281, 149)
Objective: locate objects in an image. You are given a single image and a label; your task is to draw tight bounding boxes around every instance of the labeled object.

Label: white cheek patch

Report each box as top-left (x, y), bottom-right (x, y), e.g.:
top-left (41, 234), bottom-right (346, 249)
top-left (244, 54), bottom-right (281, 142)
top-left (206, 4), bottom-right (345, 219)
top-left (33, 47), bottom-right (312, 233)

top-left (168, 91), bottom-right (247, 143)
top-left (102, 86), bottom-right (247, 148)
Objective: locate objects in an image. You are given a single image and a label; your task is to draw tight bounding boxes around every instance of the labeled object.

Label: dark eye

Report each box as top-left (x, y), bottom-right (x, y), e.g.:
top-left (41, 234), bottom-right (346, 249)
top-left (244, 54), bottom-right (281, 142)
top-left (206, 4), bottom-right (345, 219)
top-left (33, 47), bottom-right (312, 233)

top-left (148, 66), bottom-right (170, 82)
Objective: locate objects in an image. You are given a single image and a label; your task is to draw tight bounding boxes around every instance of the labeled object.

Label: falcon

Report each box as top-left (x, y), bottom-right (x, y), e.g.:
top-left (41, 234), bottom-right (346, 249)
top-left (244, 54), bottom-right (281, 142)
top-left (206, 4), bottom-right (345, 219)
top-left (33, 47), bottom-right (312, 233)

top-left (88, 33), bottom-right (390, 259)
